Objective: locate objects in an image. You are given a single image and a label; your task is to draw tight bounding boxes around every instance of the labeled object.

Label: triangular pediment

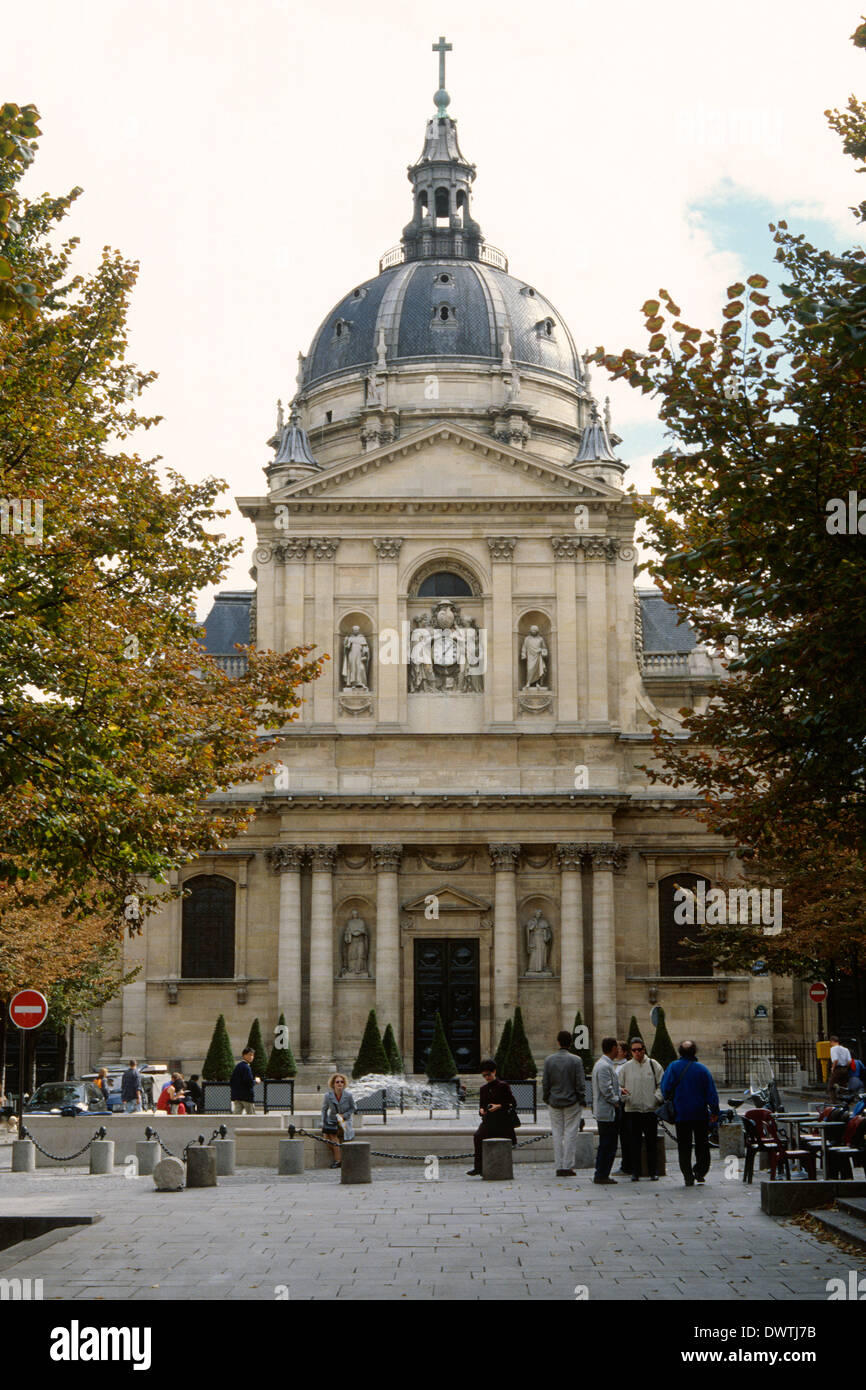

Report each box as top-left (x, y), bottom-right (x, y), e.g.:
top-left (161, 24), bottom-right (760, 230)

top-left (267, 423), bottom-right (622, 506)
top-left (401, 882), bottom-right (491, 913)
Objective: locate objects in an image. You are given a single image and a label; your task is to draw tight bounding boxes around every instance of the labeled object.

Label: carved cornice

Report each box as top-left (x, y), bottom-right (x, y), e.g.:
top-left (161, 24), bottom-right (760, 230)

top-left (489, 843), bottom-right (521, 872)
top-left (556, 842), bottom-right (587, 872)
top-left (308, 844), bottom-right (338, 871)
top-left (371, 843), bottom-right (403, 872)
top-left (486, 537), bottom-right (517, 561)
top-left (308, 538), bottom-right (340, 560)
top-left (265, 846), bottom-right (307, 873)
top-left (372, 538), bottom-right (404, 560)
top-left (587, 843), bottom-right (630, 873)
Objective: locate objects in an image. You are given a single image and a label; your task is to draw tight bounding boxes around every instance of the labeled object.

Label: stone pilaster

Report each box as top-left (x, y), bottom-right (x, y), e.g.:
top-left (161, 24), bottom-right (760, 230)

top-left (371, 843), bottom-right (402, 1043)
top-left (550, 537), bottom-right (580, 722)
top-left (276, 538), bottom-right (308, 657)
top-left (557, 843), bottom-right (586, 1028)
top-left (587, 844), bottom-right (628, 1044)
top-left (308, 844), bottom-right (337, 1061)
top-left (266, 846), bottom-right (306, 1048)
top-left (582, 539), bottom-right (614, 725)
top-left (486, 538), bottom-right (516, 725)
top-left (489, 843), bottom-right (521, 1034)
top-left (373, 539), bottom-right (403, 726)
top-left (309, 540), bottom-right (339, 726)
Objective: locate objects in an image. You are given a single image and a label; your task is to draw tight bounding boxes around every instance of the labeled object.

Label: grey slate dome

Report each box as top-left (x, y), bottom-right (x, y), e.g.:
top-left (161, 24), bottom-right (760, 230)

top-left (303, 260), bottom-right (582, 390)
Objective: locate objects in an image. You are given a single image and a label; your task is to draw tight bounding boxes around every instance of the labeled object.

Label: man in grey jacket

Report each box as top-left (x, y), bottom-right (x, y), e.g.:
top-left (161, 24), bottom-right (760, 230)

top-left (542, 1030), bottom-right (586, 1176)
top-left (591, 1037), bottom-right (622, 1184)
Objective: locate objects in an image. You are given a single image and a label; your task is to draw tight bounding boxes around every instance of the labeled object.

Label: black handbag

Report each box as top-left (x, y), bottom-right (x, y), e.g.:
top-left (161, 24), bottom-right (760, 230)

top-left (655, 1059), bottom-right (692, 1123)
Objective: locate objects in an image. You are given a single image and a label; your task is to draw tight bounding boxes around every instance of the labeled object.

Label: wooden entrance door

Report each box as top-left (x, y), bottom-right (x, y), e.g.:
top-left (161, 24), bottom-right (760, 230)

top-left (413, 938), bottom-right (480, 1074)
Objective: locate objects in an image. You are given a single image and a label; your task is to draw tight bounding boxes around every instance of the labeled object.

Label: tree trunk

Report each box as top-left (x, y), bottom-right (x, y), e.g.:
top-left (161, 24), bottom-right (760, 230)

top-left (56, 1025), bottom-right (68, 1084)
top-left (0, 1002), bottom-right (6, 1100)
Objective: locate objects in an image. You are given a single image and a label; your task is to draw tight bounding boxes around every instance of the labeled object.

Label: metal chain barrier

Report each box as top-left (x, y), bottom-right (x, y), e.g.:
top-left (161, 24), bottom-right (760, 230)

top-left (144, 1126), bottom-right (178, 1159)
top-left (20, 1125), bottom-right (107, 1163)
top-left (287, 1124), bottom-right (549, 1163)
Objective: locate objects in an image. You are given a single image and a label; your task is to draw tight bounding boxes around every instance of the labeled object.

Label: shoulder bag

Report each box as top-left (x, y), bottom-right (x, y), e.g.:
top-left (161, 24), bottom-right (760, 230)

top-left (655, 1060), bottom-right (692, 1123)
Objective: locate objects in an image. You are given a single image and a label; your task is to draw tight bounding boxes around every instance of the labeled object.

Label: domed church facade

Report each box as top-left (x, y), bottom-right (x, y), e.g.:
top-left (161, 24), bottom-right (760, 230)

top-left (97, 43), bottom-right (805, 1078)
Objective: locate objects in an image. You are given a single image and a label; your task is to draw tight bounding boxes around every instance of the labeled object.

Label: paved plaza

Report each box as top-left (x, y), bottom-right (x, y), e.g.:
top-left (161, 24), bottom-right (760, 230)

top-left (1, 1154), bottom-right (863, 1301)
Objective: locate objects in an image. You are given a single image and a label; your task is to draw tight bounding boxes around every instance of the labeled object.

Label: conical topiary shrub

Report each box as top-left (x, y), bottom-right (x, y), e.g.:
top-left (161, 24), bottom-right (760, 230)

top-left (246, 1017), bottom-right (268, 1078)
top-left (425, 1011), bottom-right (457, 1080)
top-left (266, 1011), bottom-right (297, 1079)
top-left (503, 1005), bottom-right (536, 1079)
top-left (627, 1015), bottom-right (644, 1047)
top-left (493, 1017), bottom-right (513, 1076)
top-left (352, 1008), bottom-right (390, 1079)
top-left (571, 1009), bottom-right (593, 1074)
top-left (382, 1022), bottom-right (404, 1075)
top-left (202, 1013), bottom-right (234, 1081)
top-left (650, 1006), bottom-right (677, 1069)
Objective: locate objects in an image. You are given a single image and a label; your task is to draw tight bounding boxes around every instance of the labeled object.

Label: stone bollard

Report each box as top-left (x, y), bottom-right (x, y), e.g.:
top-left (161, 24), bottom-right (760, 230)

top-left (186, 1145), bottom-right (217, 1188)
top-left (340, 1142), bottom-right (371, 1185)
top-left (213, 1137), bottom-right (236, 1176)
top-left (482, 1138), bottom-right (513, 1181)
top-left (278, 1138), bottom-right (304, 1175)
top-left (90, 1139), bottom-right (115, 1175)
top-left (12, 1139), bottom-right (36, 1173)
top-left (719, 1124), bottom-right (745, 1160)
top-left (153, 1157), bottom-right (185, 1191)
top-left (136, 1140), bottom-right (159, 1176)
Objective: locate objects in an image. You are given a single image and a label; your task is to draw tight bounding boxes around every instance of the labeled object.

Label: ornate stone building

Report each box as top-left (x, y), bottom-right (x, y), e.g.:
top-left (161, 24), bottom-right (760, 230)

top-left (96, 49), bottom-right (804, 1077)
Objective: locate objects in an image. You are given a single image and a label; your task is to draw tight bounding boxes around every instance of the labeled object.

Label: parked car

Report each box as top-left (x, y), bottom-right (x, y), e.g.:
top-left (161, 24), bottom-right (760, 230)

top-left (24, 1081), bottom-right (108, 1116)
top-left (82, 1063), bottom-right (170, 1111)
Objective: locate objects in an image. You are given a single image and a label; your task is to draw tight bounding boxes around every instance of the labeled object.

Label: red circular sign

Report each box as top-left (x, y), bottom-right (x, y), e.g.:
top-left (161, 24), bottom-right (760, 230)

top-left (9, 989), bottom-right (49, 1030)
top-left (809, 982), bottom-right (828, 1004)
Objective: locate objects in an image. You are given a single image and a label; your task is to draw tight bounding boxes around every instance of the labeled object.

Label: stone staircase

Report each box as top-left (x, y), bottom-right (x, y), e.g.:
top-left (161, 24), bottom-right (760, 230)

top-left (808, 1197), bottom-right (866, 1252)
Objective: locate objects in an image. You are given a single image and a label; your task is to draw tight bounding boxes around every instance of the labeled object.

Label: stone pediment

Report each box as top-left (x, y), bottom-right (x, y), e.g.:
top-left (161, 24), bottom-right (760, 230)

top-left (401, 883), bottom-right (491, 913)
top-left (266, 423), bottom-right (622, 507)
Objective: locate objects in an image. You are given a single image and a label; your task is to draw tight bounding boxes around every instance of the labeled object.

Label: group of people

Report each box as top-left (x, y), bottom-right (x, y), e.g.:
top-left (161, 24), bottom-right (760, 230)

top-left (117, 1060), bottom-right (205, 1114)
top-left (828, 1035), bottom-right (866, 1100)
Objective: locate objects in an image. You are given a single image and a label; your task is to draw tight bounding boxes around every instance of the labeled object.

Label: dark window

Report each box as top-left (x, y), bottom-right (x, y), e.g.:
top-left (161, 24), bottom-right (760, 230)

top-left (417, 571), bottom-right (473, 597)
top-left (325, 410), bottom-right (333, 424)
top-left (440, 306), bottom-right (449, 321)
top-left (335, 322), bottom-right (343, 337)
top-left (182, 874), bottom-right (236, 978)
top-left (435, 186), bottom-right (449, 219)
top-left (658, 873), bottom-right (714, 977)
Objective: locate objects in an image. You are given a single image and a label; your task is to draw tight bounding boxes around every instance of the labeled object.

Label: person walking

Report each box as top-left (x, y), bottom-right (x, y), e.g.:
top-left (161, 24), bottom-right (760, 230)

top-left (321, 1073), bottom-right (356, 1168)
top-left (619, 1038), bottom-right (663, 1181)
top-left (120, 1059), bottom-right (143, 1114)
top-left (829, 1036), bottom-right (853, 1098)
top-left (186, 1074), bottom-right (204, 1114)
top-left (230, 1047), bottom-right (257, 1116)
top-left (661, 1040), bottom-right (719, 1186)
top-left (467, 1060), bottom-right (517, 1176)
top-left (542, 1030), bottom-right (586, 1176)
top-left (591, 1038), bottom-right (622, 1185)
top-left (95, 1067), bottom-right (112, 1109)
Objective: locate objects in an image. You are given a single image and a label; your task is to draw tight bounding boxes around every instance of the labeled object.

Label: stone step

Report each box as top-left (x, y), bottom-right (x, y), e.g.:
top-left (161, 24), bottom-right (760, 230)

top-left (808, 1208), bottom-right (866, 1252)
top-left (837, 1196), bottom-right (866, 1222)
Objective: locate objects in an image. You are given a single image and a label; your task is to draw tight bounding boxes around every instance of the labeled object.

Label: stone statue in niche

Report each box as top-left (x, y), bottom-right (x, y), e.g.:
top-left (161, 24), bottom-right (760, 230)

top-left (525, 909), bottom-right (553, 975)
top-left (365, 370), bottom-right (385, 407)
top-left (408, 601), bottom-right (484, 693)
top-left (521, 625), bottom-right (548, 688)
top-left (342, 626), bottom-right (370, 690)
top-left (341, 909), bottom-right (370, 976)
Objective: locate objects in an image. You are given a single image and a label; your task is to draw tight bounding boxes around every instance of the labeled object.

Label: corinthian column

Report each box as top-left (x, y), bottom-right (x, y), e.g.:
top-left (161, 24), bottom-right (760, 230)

top-left (308, 845), bottom-right (337, 1061)
top-left (265, 846), bottom-right (305, 1048)
top-left (588, 843), bottom-right (627, 1045)
top-left (371, 843), bottom-right (402, 1043)
top-left (489, 843), bottom-right (521, 1035)
top-left (557, 843), bottom-right (585, 1028)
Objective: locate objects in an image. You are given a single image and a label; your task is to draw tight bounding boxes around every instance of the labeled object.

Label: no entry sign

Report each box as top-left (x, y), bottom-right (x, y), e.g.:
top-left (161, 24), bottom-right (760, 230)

top-left (809, 981), bottom-right (828, 1004)
top-left (9, 989), bottom-right (49, 1030)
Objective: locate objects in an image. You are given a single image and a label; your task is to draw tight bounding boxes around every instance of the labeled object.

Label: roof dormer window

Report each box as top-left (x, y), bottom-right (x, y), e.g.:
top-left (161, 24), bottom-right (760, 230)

top-left (432, 302), bottom-right (457, 326)
top-left (436, 272), bottom-right (453, 285)
top-left (334, 318), bottom-right (350, 339)
top-left (536, 317), bottom-right (556, 339)
top-left (351, 287), bottom-right (367, 302)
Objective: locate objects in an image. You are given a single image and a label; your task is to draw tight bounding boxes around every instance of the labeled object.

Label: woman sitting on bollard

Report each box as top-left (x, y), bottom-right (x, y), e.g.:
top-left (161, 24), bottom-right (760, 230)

top-left (467, 1060), bottom-right (518, 1177)
top-left (321, 1073), bottom-right (356, 1169)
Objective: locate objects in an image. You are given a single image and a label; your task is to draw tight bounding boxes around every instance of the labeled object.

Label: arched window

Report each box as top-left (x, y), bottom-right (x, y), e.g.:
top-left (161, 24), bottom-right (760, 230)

top-left (434, 186), bottom-right (450, 221)
top-left (418, 191), bottom-right (429, 219)
top-left (182, 875), bottom-right (236, 979)
top-left (417, 571), bottom-right (473, 598)
top-left (658, 873), bottom-right (714, 977)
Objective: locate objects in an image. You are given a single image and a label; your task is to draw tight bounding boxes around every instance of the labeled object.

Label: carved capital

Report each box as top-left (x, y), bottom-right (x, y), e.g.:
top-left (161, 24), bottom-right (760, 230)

top-left (309, 538), bottom-right (340, 561)
top-left (487, 536), bottom-right (517, 561)
top-left (372, 538), bottom-right (404, 561)
top-left (253, 543), bottom-right (274, 566)
top-left (550, 536), bottom-right (581, 559)
top-left (587, 843), bottom-right (629, 874)
top-left (308, 844), bottom-right (337, 872)
top-left (582, 537), bottom-right (619, 562)
top-left (371, 843), bottom-right (403, 873)
top-left (266, 845), bottom-right (306, 873)
top-left (488, 842), bottom-right (521, 872)
top-left (556, 842), bottom-right (587, 872)
top-left (277, 538), bottom-right (309, 562)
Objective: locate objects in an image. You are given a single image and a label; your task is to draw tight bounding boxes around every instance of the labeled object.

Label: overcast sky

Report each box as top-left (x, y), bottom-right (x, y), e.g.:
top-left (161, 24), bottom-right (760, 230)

top-left (4, 1), bottom-right (863, 612)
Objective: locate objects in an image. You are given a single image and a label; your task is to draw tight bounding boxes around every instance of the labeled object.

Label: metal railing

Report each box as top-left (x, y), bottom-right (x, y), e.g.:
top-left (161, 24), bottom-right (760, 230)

top-left (377, 242), bottom-right (509, 274)
top-left (200, 1080), bottom-right (294, 1114)
top-left (722, 1038), bottom-right (820, 1088)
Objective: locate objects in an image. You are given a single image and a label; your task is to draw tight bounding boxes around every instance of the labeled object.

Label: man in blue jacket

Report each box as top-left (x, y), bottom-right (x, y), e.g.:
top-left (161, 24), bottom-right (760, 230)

top-left (661, 1040), bottom-right (719, 1187)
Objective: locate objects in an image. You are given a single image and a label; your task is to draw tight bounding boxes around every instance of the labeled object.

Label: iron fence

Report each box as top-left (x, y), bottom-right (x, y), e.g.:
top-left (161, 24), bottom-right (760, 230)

top-left (200, 1080), bottom-right (294, 1114)
top-left (722, 1037), bottom-right (820, 1088)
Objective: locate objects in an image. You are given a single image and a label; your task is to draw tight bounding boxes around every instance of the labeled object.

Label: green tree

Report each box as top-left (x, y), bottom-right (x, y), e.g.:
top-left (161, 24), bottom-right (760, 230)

top-left (503, 1006), bottom-right (536, 1079)
top-left (202, 1014), bottom-right (234, 1082)
top-left (425, 1012), bottom-right (457, 1081)
top-left (0, 103), bottom-right (325, 927)
top-left (352, 1008), bottom-right (389, 1079)
top-left (265, 1011), bottom-right (297, 1079)
top-left (650, 1007), bottom-right (677, 1070)
top-left (493, 1017), bottom-right (513, 1076)
top-left (245, 1017), bottom-right (268, 1078)
top-left (571, 1010), bottom-right (594, 1074)
top-left (382, 1022), bottom-right (403, 1075)
top-left (627, 1016), bottom-right (644, 1046)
